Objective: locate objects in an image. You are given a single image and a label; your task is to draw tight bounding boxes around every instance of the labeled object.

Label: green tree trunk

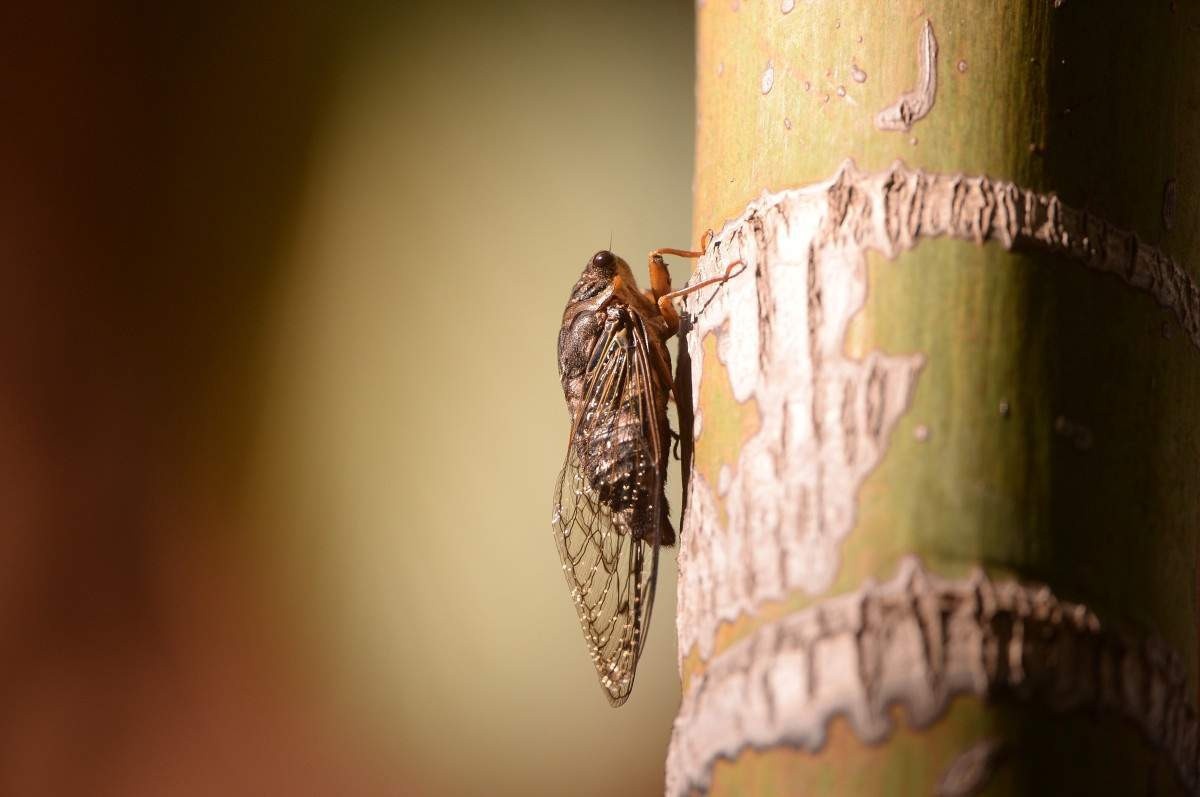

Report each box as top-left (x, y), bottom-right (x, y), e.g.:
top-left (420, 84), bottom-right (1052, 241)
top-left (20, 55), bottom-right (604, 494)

top-left (668, 1), bottom-right (1200, 794)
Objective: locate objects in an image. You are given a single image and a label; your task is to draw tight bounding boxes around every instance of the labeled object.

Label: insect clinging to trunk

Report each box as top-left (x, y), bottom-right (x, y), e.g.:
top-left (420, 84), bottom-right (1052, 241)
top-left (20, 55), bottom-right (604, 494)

top-left (552, 234), bottom-right (743, 705)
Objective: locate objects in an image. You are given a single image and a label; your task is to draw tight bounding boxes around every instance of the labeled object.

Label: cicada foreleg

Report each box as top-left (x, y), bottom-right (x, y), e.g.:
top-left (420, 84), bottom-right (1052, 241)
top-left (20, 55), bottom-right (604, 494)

top-left (644, 229), bottom-right (713, 335)
top-left (655, 258), bottom-right (746, 336)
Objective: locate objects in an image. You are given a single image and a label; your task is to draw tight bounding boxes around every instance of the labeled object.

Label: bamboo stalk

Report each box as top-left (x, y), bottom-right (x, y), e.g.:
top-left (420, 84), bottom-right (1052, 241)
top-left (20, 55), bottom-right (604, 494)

top-left (671, 1), bottom-right (1200, 793)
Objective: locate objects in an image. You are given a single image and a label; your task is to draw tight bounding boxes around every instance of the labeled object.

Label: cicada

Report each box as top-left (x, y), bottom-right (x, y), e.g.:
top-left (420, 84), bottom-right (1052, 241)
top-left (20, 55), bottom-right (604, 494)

top-left (552, 237), bottom-right (742, 705)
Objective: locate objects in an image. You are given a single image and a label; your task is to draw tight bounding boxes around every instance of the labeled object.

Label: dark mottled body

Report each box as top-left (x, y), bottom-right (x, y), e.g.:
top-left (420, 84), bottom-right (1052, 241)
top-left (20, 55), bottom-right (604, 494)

top-left (557, 252), bottom-right (674, 544)
top-left (551, 249), bottom-right (678, 705)
top-left (552, 243), bottom-right (737, 705)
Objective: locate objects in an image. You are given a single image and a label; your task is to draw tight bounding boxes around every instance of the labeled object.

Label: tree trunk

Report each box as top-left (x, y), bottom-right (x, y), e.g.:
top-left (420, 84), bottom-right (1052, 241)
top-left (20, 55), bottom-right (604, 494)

top-left (668, 1), bottom-right (1200, 794)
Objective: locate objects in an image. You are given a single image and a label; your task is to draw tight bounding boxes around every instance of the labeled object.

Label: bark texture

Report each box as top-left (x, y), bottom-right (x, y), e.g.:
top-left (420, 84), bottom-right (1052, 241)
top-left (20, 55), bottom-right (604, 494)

top-left (671, 1), bottom-right (1200, 793)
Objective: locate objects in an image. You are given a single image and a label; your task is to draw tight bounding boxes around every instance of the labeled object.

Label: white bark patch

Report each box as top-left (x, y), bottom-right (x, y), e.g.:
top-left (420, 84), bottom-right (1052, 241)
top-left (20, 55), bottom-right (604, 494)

top-left (760, 60), bottom-right (775, 95)
top-left (936, 738), bottom-right (1007, 797)
top-left (666, 557), bottom-right (1200, 795)
top-left (875, 19), bottom-right (938, 132)
top-left (677, 160), bottom-right (1200, 666)
top-left (681, 171), bottom-right (925, 661)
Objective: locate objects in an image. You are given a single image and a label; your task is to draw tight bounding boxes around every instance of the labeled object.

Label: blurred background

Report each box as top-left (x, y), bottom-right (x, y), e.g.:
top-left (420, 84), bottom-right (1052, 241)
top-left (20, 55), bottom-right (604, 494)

top-left (1, 2), bottom-right (694, 795)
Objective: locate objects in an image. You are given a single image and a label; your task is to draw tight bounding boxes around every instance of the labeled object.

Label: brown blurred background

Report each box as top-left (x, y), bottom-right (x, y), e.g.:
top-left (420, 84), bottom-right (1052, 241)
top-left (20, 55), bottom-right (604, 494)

top-left (0, 2), bottom-right (694, 795)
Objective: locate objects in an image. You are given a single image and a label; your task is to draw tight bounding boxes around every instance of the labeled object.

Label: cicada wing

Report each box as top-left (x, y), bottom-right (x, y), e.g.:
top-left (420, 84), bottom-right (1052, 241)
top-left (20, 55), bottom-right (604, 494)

top-left (552, 310), bottom-right (666, 706)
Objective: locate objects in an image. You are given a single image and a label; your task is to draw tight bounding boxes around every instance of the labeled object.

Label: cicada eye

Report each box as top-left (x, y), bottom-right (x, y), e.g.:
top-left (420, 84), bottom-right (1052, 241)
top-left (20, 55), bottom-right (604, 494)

top-left (591, 250), bottom-right (616, 270)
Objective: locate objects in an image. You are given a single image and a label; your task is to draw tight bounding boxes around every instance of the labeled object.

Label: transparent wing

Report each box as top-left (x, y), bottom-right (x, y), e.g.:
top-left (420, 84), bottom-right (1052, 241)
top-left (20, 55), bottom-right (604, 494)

top-left (552, 310), bottom-right (665, 706)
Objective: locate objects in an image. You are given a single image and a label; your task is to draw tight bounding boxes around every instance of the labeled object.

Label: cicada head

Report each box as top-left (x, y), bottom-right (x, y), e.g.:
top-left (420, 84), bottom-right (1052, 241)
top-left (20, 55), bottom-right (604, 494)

top-left (559, 250), bottom-right (630, 404)
top-left (572, 250), bottom-right (639, 298)
top-left (586, 249), bottom-right (618, 277)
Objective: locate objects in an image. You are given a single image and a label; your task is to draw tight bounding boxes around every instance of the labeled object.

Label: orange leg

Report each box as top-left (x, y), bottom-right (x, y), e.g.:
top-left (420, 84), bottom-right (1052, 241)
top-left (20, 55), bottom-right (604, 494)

top-left (647, 254), bottom-right (674, 316)
top-left (653, 229), bottom-right (713, 261)
top-left (647, 229), bottom-right (715, 333)
top-left (656, 260), bottom-right (746, 334)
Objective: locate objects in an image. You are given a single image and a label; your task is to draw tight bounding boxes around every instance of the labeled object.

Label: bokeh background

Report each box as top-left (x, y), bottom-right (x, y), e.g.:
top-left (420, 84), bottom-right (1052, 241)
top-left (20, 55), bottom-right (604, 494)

top-left (2, 2), bottom-right (695, 795)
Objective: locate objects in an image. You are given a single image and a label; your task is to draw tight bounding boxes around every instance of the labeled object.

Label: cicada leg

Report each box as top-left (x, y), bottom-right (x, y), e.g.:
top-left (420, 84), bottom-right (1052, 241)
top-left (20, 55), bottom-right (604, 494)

top-left (656, 259), bottom-right (746, 335)
top-left (646, 229), bottom-right (715, 335)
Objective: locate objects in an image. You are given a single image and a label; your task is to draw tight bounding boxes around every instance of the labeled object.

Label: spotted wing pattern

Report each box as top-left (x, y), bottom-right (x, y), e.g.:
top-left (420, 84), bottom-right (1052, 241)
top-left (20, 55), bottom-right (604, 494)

top-left (552, 309), bottom-right (664, 706)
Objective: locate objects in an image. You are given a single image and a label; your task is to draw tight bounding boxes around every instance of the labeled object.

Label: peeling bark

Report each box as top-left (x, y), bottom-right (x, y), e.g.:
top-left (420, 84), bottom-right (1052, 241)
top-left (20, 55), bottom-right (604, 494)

top-left (668, 556), bottom-right (1198, 795)
top-left (874, 20), bottom-right (938, 133)
top-left (677, 161), bottom-right (1200, 667)
top-left (935, 738), bottom-right (1007, 797)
